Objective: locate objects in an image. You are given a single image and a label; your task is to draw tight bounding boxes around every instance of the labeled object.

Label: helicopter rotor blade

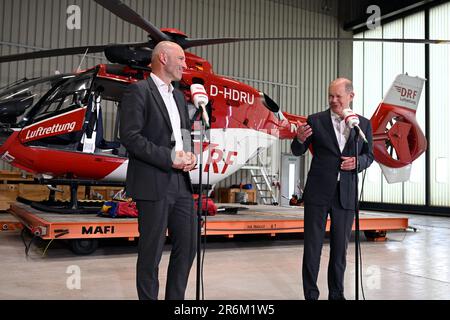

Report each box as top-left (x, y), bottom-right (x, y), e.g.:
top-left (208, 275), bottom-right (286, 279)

top-left (2, 35), bottom-right (447, 64)
top-left (181, 36), bottom-right (450, 49)
top-left (92, 0), bottom-right (449, 48)
top-left (0, 42), bottom-right (150, 63)
top-left (93, 0), bottom-right (169, 43)
top-left (180, 38), bottom-right (243, 49)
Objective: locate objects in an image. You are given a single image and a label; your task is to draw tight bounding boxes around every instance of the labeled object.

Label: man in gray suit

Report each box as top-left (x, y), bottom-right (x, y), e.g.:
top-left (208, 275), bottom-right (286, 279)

top-left (292, 78), bottom-right (373, 300)
top-left (119, 41), bottom-right (197, 300)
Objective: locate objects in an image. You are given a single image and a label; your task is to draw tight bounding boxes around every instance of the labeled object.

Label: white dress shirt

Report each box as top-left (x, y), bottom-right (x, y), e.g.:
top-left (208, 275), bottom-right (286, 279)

top-left (330, 110), bottom-right (350, 181)
top-left (150, 73), bottom-right (183, 152)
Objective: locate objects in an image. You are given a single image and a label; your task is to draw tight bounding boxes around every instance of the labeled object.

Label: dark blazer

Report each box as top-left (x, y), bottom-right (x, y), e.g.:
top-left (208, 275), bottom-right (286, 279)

top-left (291, 109), bottom-right (373, 210)
top-left (119, 77), bottom-right (193, 201)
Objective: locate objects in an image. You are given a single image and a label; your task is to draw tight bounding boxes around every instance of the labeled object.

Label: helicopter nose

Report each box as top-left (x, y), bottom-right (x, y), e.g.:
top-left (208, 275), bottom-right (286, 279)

top-left (0, 126), bottom-right (13, 147)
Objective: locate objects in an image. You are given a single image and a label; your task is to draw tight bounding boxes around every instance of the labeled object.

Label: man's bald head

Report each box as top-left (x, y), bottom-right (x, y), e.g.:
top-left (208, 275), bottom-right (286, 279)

top-left (151, 41), bottom-right (183, 64)
top-left (151, 41), bottom-right (187, 84)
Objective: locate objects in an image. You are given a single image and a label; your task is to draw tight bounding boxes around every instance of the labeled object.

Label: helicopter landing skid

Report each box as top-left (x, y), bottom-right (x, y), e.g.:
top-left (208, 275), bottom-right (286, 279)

top-left (16, 196), bottom-right (103, 214)
top-left (16, 178), bottom-right (125, 214)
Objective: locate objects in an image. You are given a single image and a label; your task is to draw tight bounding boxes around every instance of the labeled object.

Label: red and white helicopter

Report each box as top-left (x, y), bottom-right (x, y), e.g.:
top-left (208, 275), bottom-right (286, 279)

top-left (0, 0), bottom-right (429, 211)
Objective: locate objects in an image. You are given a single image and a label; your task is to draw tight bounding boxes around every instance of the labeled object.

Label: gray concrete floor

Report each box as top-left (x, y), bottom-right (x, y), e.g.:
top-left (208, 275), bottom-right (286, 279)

top-left (0, 213), bottom-right (449, 300)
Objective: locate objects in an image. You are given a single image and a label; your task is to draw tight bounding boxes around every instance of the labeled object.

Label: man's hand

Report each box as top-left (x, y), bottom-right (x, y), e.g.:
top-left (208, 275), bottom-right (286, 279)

top-left (296, 122), bottom-right (313, 143)
top-left (340, 156), bottom-right (356, 171)
top-left (172, 151), bottom-right (197, 171)
top-left (182, 152), bottom-right (197, 172)
top-left (172, 150), bottom-right (188, 169)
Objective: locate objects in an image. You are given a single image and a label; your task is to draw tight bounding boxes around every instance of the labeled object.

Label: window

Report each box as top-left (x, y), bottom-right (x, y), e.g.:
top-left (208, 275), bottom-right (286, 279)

top-left (32, 70), bottom-right (95, 124)
top-left (354, 3), bottom-right (450, 208)
top-left (429, 2), bottom-right (450, 206)
top-left (353, 12), bottom-right (426, 205)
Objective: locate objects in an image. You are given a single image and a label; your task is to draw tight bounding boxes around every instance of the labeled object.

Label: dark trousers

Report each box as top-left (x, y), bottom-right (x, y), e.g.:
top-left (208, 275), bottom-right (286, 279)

top-left (302, 184), bottom-right (355, 300)
top-left (136, 171), bottom-right (197, 300)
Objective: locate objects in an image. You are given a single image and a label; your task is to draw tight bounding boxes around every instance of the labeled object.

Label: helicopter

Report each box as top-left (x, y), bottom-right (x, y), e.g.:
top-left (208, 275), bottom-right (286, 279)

top-left (0, 0), bottom-right (429, 212)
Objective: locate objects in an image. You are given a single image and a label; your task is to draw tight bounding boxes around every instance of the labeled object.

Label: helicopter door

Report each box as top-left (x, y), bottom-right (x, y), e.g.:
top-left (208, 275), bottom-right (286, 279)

top-left (78, 91), bottom-right (121, 155)
top-left (18, 70), bottom-right (96, 148)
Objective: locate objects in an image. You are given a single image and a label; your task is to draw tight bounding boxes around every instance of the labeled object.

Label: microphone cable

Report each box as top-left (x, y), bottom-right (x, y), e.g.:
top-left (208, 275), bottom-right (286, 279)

top-left (352, 123), bottom-right (369, 300)
top-left (195, 119), bottom-right (210, 300)
top-left (201, 157), bottom-right (211, 300)
top-left (358, 167), bottom-right (368, 300)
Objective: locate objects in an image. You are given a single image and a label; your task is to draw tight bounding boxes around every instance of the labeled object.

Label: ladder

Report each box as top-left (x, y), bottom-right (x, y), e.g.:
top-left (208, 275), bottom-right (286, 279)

top-left (242, 154), bottom-right (278, 205)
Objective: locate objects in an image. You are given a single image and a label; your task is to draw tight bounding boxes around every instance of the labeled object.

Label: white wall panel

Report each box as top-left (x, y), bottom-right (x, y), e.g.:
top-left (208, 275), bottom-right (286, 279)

top-left (381, 20), bottom-right (404, 204)
top-left (430, 3), bottom-right (450, 206)
top-left (361, 27), bottom-right (384, 203)
top-left (403, 13), bottom-right (426, 205)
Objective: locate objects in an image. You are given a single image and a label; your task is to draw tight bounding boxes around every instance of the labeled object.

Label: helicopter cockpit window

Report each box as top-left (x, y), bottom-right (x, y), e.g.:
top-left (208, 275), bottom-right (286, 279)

top-left (32, 71), bottom-right (95, 124)
top-left (0, 75), bottom-right (73, 125)
top-left (0, 78), bottom-right (52, 103)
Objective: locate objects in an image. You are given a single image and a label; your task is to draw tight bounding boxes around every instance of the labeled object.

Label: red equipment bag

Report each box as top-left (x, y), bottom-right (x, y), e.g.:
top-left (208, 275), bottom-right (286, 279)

top-left (193, 194), bottom-right (217, 216)
top-left (99, 200), bottom-right (139, 218)
top-left (115, 200), bottom-right (139, 218)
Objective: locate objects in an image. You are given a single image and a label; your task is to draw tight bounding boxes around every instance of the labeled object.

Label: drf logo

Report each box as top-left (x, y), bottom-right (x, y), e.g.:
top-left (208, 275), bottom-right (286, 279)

top-left (196, 143), bottom-right (238, 174)
top-left (66, 265), bottom-right (81, 290)
top-left (395, 86), bottom-right (418, 99)
top-left (67, 5), bottom-right (81, 30)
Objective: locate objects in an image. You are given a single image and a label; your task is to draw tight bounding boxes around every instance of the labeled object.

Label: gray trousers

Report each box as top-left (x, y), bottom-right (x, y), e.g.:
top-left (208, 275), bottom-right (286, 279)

top-left (136, 171), bottom-right (197, 300)
top-left (302, 183), bottom-right (355, 300)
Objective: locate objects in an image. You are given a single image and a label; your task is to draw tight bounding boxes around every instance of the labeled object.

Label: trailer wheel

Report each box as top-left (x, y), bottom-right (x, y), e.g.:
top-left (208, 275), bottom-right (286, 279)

top-left (69, 239), bottom-right (99, 255)
top-left (364, 230), bottom-right (387, 241)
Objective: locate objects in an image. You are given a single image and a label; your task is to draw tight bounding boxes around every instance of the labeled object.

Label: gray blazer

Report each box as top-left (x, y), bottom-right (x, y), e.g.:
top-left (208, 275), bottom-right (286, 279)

top-left (291, 109), bottom-right (374, 210)
top-left (119, 77), bottom-right (193, 201)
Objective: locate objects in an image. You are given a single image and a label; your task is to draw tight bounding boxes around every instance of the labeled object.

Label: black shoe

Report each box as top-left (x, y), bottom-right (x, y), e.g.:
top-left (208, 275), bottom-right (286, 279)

top-left (305, 296), bottom-right (318, 301)
top-left (328, 294), bottom-right (346, 300)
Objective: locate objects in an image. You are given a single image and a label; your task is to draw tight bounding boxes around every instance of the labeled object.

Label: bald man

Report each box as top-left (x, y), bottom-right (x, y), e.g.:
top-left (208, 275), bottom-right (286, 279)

top-left (119, 41), bottom-right (197, 300)
top-left (292, 78), bottom-right (374, 300)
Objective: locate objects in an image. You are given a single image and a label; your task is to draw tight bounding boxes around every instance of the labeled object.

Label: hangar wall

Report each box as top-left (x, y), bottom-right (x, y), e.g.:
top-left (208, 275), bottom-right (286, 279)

top-left (0, 0), bottom-right (342, 199)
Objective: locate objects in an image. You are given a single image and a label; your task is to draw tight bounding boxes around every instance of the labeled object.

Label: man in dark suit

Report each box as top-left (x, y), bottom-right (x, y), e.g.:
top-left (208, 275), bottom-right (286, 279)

top-left (291, 78), bottom-right (373, 300)
top-left (119, 41), bottom-right (197, 300)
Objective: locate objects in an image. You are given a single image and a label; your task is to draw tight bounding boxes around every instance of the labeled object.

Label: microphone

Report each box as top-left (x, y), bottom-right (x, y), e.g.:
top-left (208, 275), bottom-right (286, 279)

top-left (190, 84), bottom-right (210, 128)
top-left (342, 108), bottom-right (368, 143)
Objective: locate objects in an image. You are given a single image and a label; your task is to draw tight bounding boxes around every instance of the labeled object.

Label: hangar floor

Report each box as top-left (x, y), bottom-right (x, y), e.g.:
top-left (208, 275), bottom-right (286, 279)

top-left (0, 212), bottom-right (449, 300)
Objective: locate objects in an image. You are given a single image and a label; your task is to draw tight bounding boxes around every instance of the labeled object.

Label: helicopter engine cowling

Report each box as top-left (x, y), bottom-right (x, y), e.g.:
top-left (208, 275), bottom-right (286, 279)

top-left (104, 45), bottom-right (152, 67)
